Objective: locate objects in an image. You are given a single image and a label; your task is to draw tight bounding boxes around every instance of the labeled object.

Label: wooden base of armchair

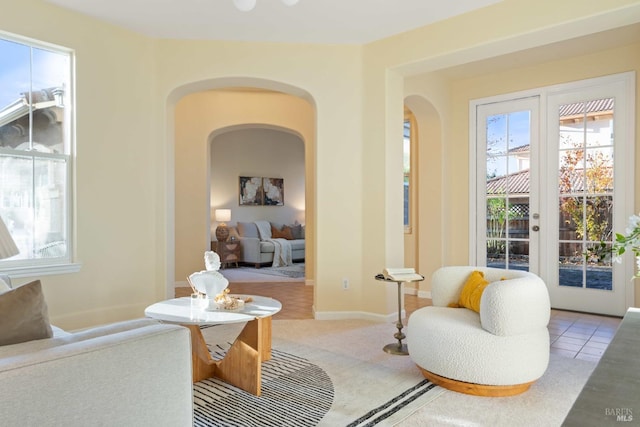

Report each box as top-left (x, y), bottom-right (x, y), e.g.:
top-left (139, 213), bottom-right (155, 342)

top-left (418, 367), bottom-right (534, 397)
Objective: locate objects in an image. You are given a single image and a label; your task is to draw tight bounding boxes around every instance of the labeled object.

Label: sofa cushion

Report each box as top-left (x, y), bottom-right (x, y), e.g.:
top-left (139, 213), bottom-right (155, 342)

top-left (237, 222), bottom-right (259, 238)
top-left (259, 241), bottom-right (276, 254)
top-left (0, 280), bottom-right (53, 346)
top-left (0, 278), bottom-right (10, 295)
top-left (259, 239), bottom-right (305, 254)
top-left (0, 318), bottom-right (158, 359)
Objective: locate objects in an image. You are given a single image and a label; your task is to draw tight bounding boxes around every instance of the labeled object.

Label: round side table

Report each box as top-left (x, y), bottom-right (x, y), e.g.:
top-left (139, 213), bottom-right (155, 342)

top-left (375, 273), bottom-right (424, 355)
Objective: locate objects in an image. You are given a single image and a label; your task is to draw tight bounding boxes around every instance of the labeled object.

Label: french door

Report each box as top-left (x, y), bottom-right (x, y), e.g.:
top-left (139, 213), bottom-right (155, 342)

top-left (472, 73), bottom-right (635, 316)
top-left (475, 97), bottom-right (540, 275)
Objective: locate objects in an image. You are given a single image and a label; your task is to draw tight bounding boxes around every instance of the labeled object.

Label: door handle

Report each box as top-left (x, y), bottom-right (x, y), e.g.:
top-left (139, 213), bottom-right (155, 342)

top-left (532, 225), bottom-right (540, 231)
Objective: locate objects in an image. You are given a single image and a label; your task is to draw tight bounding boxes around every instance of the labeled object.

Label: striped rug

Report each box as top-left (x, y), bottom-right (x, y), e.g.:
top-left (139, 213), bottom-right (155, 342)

top-left (346, 380), bottom-right (439, 427)
top-left (194, 348), bottom-right (333, 427)
top-left (195, 321), bottom-right (445, 426)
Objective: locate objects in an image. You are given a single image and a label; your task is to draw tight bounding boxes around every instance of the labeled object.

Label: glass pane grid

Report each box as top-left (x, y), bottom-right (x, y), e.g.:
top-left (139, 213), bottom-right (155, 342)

top-left (0, 35), bottom-right (72, 267)
top-left (485, 110), bottom-right (532, 271)
top-left (557, 98), bottom-right (614, 291)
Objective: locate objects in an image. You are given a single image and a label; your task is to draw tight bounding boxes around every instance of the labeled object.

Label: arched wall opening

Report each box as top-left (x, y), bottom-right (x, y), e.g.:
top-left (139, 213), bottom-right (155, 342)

top-left (404, 93), bottom-right (443, 297)
top-left (166, 79), bottom-right (316, 300)
top-left (209, 125), bottom-right (306, 234)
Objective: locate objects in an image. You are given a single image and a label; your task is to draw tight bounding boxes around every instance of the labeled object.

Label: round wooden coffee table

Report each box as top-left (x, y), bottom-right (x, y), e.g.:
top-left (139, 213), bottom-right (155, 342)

top-left (145, 295), bottom-right (281, 396)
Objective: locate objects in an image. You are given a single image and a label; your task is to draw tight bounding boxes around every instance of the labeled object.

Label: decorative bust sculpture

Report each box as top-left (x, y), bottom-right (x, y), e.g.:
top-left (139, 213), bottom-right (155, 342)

top-left (204, 251), bottom-right (222, 272)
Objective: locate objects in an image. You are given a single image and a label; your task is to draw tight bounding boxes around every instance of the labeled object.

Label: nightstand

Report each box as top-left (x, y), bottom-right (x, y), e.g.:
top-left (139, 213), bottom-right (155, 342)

top-left (213, 240), bottom-right (240, 268)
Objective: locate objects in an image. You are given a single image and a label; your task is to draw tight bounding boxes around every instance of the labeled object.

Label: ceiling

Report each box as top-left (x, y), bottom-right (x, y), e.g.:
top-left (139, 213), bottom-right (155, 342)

top-left (45, 0), bottom-right (502, 44)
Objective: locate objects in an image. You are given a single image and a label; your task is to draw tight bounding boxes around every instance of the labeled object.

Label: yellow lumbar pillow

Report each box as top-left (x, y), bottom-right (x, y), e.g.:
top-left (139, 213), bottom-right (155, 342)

top-left (456, 270), bottom-right (490, 313)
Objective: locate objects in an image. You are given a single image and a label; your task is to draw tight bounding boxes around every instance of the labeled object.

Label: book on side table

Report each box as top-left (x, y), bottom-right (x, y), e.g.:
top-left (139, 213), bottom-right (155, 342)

top-left (379, 267), bottom-right (424, 282)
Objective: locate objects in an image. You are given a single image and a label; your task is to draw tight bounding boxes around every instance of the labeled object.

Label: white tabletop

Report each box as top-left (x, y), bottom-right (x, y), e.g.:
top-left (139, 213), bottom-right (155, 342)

top-left (144, 295), bottom-right (282, 325)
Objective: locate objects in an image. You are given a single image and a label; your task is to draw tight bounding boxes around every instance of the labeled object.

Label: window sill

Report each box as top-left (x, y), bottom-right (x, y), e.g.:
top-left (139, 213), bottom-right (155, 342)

top-left (1, 262), bottom-right (82, 279)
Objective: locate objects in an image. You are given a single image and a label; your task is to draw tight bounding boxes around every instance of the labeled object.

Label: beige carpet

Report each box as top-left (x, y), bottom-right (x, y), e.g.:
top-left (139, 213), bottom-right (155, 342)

top-left (200, 319), bottom-right (596, 426)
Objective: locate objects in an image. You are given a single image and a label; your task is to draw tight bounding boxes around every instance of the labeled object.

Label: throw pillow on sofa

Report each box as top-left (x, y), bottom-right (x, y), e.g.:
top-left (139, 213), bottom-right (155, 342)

top-left (289, 223), bottom-right (303, 239)
top-left (271, 224), bottom-right (294, 240)
top-left (0, 280), bottom-right (53, 346)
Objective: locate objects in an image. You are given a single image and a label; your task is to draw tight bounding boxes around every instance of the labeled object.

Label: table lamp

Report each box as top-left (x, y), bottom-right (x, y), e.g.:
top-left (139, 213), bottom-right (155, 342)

top-left (0, 215), bottom-right (19, 260)
top-left (215, 209), bottom-right (231, 242)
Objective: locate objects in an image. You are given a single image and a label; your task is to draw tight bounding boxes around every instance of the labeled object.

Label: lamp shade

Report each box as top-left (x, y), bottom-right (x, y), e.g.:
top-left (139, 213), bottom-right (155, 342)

top-left (0, 216), bottom-right (19, 260)
top-left (215, 209), bottom-right (231, 223)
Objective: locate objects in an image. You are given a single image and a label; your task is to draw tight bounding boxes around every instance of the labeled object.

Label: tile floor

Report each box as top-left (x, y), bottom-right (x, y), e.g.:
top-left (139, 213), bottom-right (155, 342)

top-left (177, 282), bottom-right (622, 362)
top-left (548, 309), bottom-right (621, 362)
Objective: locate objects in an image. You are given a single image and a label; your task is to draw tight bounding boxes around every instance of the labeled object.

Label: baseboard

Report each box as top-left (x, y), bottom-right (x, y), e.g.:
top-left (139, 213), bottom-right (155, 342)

top-left (418, 290), bottom-right (432, 299)
top-left (313, 310), bottom-right (405, 323)
top-left (404, 288), bottom-right (431, 299)
top-left (404, 287), bottom-right (418, 296)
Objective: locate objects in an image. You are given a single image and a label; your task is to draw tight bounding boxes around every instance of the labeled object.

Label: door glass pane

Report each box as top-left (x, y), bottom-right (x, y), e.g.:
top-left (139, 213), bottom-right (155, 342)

top-left (485, 111), bottom-right (531, 269)
top-left (486, 239), bottom-right (506, 268)
top-left (557, 98), bottom-right (614, 290)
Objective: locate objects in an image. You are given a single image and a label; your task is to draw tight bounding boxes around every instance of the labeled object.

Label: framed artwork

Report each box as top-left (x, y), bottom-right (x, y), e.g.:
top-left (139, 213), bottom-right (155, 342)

top-left (263, 178), bottom-right (284, 206)
top-left (239, 176), bottom-right (284, 206)
top-left (239, 176), bottom-right (263, 205)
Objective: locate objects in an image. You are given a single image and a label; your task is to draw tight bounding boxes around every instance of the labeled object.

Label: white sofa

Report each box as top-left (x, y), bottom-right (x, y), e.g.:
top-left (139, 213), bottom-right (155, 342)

top-left (234, 221), bottom-right (305, 267)
top-left (0, 277), bottom-right (194, 426)
top-left (407, 266), bottom-right (551, 396)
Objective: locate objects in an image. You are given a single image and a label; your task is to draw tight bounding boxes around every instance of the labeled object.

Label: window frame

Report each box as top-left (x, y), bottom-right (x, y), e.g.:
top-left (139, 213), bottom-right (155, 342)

top-left (0, 30), bottom-right (79, 278)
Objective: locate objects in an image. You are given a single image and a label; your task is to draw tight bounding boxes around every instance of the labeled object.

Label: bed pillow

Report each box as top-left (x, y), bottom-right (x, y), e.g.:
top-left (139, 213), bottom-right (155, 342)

top-left (0, 280), bottom-right (53, 346)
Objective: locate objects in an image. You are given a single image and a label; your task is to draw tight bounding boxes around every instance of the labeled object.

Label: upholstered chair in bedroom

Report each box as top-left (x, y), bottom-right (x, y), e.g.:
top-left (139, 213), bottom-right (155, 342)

top-left (407, 266), bottom-right (551, 396)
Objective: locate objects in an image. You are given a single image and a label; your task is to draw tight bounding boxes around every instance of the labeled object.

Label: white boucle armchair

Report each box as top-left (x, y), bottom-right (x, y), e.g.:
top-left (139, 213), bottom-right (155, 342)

top-left (407, 266), bottom-right (551, 396)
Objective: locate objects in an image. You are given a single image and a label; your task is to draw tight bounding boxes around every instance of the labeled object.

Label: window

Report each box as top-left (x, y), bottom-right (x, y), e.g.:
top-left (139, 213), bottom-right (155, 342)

top-left (0, 32), bottom-right (76, 275)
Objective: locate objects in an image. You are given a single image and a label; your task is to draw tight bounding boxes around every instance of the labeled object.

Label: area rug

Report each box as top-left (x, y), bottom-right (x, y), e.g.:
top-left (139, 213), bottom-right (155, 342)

top-left (250, 263), bottom-right (305, 278)
top-left (397, 353), bottom-right (597, 426)
top-left (194, 348), bottom-right (333, 426)
top-left (221, 263), bottom-right (305, 282)
top-left (195, 320), bottom-right (596, 426)
top-left (196, 320), bottom-right (445, 426)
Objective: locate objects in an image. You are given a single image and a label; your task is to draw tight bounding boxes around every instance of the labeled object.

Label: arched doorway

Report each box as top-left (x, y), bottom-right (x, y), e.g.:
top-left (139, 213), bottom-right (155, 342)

top-left (166, 80), bottom-right (316, 300)
top-left (404, 94), bottom-right (443, 297)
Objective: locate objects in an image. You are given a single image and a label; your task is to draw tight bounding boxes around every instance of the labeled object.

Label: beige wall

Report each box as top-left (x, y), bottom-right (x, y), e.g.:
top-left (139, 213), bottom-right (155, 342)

top-left (2, 0), bottom-right (639, 329)
top-left (1, 0), bottom-right (161, 329)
